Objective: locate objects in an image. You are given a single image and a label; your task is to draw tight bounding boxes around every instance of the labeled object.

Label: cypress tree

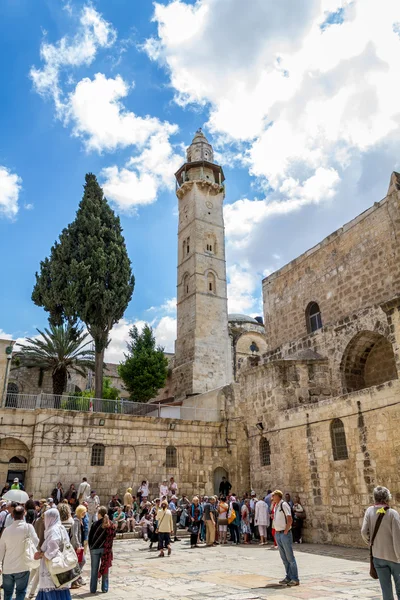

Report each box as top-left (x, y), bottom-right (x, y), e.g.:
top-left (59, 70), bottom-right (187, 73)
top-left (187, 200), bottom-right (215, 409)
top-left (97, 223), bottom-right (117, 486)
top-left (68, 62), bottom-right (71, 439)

top-left (32, 173), bottom-right (134, 398)
top-left (118, 324), bottom-right (168, 403)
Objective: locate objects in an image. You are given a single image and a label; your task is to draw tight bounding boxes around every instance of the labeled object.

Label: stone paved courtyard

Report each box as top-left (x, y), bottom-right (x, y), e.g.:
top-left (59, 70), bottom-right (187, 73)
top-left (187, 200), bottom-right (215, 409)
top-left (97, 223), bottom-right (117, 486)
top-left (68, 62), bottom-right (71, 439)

top-left (72, 539), bottom-right (384, 600)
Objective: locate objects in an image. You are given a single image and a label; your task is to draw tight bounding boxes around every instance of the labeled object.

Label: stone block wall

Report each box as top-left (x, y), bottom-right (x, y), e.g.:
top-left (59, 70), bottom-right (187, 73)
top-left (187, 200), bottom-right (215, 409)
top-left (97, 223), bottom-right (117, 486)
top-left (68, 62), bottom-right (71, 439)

top-left (262, 182), bottom-right (400, 348)
top-left (0, 408), bottom-right (249, 503)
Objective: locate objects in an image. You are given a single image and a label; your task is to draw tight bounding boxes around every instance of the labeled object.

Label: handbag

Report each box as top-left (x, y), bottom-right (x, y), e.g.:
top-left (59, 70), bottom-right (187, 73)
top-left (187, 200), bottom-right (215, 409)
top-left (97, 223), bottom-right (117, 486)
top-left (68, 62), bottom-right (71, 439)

top-left (24, 525), bottom-right (41, 570)
top-left (47, 539), bottom-right (78, 575)
top-left (75, 547), bottom-right (84, 563)
top-left (47, 562), bottom-right (81, 589)
top-left (188, 523), bottom-right (199, 535)
top-left (370, 509), bottom-right (387, 579)
top-left (218, 518), bottom-right (228, 526)
top-left (228, 508), bottom-right (236, 525)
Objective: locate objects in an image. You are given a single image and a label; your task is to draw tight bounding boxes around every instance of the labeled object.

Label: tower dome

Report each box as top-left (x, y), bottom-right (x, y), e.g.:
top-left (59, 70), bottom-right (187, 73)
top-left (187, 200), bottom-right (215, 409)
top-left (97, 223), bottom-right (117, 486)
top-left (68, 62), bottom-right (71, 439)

top-left (186, 128), bottom-right (214, 163)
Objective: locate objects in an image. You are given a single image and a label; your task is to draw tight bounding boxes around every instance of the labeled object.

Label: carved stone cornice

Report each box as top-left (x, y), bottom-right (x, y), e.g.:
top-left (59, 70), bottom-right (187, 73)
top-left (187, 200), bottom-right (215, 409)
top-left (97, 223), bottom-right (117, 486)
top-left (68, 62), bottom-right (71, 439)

top-left (176, 180), bottom-right (225, 200)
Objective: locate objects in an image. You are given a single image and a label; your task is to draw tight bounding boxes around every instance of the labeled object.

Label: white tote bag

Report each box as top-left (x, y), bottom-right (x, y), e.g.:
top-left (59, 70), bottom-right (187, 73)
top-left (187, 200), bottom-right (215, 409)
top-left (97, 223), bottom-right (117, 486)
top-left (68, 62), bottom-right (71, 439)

top-left (47, 539), bottom-right (78, 575)
top-left (24, 525), bottom-right (41, 570)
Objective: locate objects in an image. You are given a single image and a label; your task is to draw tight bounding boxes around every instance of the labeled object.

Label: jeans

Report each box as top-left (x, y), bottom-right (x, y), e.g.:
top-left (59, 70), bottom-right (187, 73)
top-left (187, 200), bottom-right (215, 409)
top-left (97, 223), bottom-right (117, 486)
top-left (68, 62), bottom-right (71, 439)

top-left (373, 557), bottom-right (400, 600)
top-left (90, 548), bottom-right (108, 593)
top-left (275, 531), bottom-right (299, 582)
top-left (2, 571), bottom-right (30, 600)
top-left (229, 523), bottom-right (240, 544)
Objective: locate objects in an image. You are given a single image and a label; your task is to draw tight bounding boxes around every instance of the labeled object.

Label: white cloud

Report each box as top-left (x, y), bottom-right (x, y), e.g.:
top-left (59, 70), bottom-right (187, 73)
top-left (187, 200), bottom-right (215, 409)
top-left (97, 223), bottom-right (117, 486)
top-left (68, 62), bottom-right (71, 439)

top-left (0, 329), bottom-right (14, 341)
top-left (153, 316), bottom-right (176, 352)
top-left (30, 5), bottom-right (116, 116)
top-left (227, 264), bottom-right (261, 315)
top-left (0, 167), bottom-right (22, 219)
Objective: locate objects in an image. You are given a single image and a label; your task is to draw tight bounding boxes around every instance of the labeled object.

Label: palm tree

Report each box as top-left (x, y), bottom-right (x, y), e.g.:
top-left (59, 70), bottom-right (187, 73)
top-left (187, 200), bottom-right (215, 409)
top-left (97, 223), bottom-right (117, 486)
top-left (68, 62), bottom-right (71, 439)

top-left (14, 323), bottom-right (95, 397)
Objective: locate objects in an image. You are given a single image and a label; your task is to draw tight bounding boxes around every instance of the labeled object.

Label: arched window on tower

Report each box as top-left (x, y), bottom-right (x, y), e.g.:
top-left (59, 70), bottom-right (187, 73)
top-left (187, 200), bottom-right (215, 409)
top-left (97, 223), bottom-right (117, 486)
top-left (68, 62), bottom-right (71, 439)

top-left (186, 237), bottom-right (190, 254)
top-left (306, 302), bottom-right (323, 333)
top-left (166, 446), bottom-right (177, 469)
top-left (330, 419), bottom-right (348, 461)
top-left (205, 233), bottom-right (216, 255)
top-left (207, 271), bottom-right (216, 294)
top-left (182, 273), bottom-right (189, 297)
top-left (259, 438), bottom-right (271, 466)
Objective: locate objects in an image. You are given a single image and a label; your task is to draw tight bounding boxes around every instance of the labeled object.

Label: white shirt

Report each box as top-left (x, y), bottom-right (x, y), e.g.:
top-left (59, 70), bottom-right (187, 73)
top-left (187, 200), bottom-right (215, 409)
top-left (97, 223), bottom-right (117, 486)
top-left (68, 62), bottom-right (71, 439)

top-left (255, 500), bottom-right (270, 527)
top-left (169, 481), bottom-right (178, 496)
top-left (160, 484), bottom-right (169, 498)
top-left (273, 501), bottom-right (292, 532)
top-left (87, 495), bottom-right (100, 515)
top-left (0, 520), bottom-right (39, 574)
top-left (139, 484), bottom-right (149, 497)
top-left (77, 481), bottom-right (91, 501)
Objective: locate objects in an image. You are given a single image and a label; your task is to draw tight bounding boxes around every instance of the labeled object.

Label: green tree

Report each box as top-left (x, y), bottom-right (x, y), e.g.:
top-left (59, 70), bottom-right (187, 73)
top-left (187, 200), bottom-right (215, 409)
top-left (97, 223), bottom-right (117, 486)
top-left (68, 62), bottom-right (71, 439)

top-left (13, 324), bottom-right (94, 396)
top-left (102, 377), bottom-right (120, 400)
top-left (32, 173), bottom-right (134, 398)
top-left (118, 324), bottom-right (168, 403)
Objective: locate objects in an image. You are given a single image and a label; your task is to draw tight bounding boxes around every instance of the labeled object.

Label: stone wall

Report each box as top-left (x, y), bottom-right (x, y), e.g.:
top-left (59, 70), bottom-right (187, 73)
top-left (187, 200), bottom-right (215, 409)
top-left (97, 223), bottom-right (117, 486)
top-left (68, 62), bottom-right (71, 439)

top-left (262, 177), bottom-right (400, 349)
top-left (0, 407), bottom-right (248, 502)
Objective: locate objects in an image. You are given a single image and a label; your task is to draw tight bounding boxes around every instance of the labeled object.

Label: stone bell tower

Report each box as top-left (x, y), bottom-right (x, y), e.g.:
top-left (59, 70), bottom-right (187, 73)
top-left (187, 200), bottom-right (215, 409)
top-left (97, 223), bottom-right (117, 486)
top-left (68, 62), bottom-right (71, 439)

top-left (173, 129), bottom-right (232, 399)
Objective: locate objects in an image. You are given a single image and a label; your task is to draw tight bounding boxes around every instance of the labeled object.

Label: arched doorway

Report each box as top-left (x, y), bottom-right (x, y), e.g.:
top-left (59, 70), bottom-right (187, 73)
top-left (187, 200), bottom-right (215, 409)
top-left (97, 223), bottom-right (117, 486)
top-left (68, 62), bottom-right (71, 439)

top-left (341, 331), bottom-right (398, 393)
top-left (0, 438), bottom-right (30, 490)
top-left (213, 467), bottom-right (228, 495)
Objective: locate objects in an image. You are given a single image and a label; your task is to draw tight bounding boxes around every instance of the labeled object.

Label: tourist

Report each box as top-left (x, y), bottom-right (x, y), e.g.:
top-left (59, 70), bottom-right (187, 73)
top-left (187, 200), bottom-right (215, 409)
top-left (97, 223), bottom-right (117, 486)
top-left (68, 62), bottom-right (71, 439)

top-left (82, 502), bottom-right (89, 552)
top-left (361, 485), bottom-right (400, 600)
top-left (204, 496), bottom-right (216, 547)
top-left (4, 502), bottom-right (17, 528)
top-left (113, 505), bottom-right (127, 532)
top-left (241, 499), bottom-right (251, 544)
top-left (148, 508), bottom-right (159, 550)
top-left (89, 506), bottom-right (116, 594)
top-left (250, 491), bottom-right (258, 540)
top-left (285, 492), bottom-right (294, 511)
top-left (65, 483), bottom-right (77, 510)
top-left (87, 490), bottom-right (100, 528)
top-left (139, 512), bottom-right (152, 541)
top-left (1, 483), bottom-right (10, 496)
top-left (292, 495), bottom-right (305, 544)
top-left (108, 495), bottom-right (121, 519)
top-left (255, 496), bottom-right (270, 545)
top-left (58, 502), bottom-right (74, 537)
top-left (219, 476), bottom-right (232, 498)
top-left (26, 503), bottom-right (48, 600)
top-left (0, 504), bottom-right (39, 600)
top-left (272, 489), bottom-right (300, 587)
top-left (33, 507), bottom-right (74, 600)
top-left (178, 495), bottom-right (190, 528)
top-left (229, 495), bottom-right (241, 545)
top-left (47, 497), bottom-right (55, 508)
top-left (0, 501), bottom-right (8, 537)
top-left (137, 480), bottom-right (149, 504)
top-left (156, 499), bottom-right (174, 557)
top-left (71, 505), bottom-right (87, 588)
top-left (125, 505), bottom-right (136, 532)
top-left (218, 496), bottom-right (229, 545)
top-left (51, 482), bottom-right (64, 505)
top-left (11, 477), bottom-right (24, 490)
top-left (169, 477), bottom-right (178, 499)
top-left (25, 499), bottom-right (37, 525)
top-left (123, 487), bottom-right (133, 510)
top-left (77, 477), bottom-right (91, 503)
top-left (160, 479), bottom-right (169, 500)
top-left (189, 496), bottom-right (203, 548)
top-left (169, 495), bottom-right (180, 542)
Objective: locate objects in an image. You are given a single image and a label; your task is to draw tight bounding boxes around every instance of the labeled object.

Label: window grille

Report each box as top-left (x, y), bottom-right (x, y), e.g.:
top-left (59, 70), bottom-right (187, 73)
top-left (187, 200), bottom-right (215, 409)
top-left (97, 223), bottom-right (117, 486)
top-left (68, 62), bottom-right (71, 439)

top-left (91, 444), bottom-right (105, 466)
top-left (330, 419), bottom-right (349, 460)
top-left (259, 438), bottom-right (271, 466)
top-left (166, 446), bottom-right (177, 469)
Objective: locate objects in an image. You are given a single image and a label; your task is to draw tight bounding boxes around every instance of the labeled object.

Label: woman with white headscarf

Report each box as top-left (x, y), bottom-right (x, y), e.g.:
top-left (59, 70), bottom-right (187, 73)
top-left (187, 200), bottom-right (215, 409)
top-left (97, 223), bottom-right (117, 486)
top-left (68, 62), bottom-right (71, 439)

top-left (33, 508), bottom-right (72, 600)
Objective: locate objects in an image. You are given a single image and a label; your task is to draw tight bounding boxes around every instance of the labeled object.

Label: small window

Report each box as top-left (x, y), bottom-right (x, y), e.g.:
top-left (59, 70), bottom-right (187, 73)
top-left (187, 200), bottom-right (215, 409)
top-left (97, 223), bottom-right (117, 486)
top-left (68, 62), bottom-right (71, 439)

top-left (207, 271), bottom-right (216, 294)
top-left (330, 419), bottom-right (348, 461)
top-left (183, 273), bottom-right (189, 296)
top-left (187, 237), bottom-right (190, 254)
top-left (166, 446), bottom-right (177, 469)
top-left (209, 282), bottom-right (213, 291)
top-left (91, 444), bottom-right (105, 466)
top-left (260, 438), bottom-right (271, 466)
top-left (306, 302), bottom-right (322, 333)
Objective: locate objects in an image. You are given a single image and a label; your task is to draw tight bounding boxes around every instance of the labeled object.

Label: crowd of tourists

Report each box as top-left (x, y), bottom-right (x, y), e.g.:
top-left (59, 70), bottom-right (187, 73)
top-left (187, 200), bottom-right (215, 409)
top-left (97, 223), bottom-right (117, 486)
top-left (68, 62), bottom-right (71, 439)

top-left (1, 476), bottom-right (399, 600)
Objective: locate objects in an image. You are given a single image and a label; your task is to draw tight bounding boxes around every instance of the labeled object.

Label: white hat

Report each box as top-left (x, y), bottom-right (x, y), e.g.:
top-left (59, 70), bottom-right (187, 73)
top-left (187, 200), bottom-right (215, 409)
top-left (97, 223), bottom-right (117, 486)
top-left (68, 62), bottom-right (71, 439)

top-left (251, 490), bottom-right (256, 496)
top-left (13, 478), bottom-right (19, 483)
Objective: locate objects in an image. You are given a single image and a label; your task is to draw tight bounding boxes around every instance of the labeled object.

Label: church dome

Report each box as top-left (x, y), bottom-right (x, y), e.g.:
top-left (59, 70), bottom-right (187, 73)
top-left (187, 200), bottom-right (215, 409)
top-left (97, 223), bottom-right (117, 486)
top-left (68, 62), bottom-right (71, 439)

top-left (228, 314), bottom-right (263, 326)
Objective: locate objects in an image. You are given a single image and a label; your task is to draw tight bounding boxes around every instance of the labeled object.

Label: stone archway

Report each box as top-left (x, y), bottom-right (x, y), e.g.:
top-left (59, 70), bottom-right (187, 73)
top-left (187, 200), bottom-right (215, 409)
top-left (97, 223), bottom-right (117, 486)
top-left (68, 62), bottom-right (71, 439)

top-left (213, 466), bottom-right (228, 496)
top-left (0, 438), bottom-right (30, 489)
top-left (341, 331), bottom-right (398, 393)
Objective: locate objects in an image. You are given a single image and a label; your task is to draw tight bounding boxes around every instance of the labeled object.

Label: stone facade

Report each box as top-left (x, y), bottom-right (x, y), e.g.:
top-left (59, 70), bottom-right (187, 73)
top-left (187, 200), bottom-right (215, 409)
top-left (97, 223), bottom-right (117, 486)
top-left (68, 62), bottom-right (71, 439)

top-left (0, 406), bottom-right (249, 501)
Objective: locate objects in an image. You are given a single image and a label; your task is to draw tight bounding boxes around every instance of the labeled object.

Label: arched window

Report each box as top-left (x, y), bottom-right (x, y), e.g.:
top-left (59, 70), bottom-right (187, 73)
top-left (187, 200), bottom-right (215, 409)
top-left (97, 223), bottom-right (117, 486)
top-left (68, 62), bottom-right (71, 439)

top-left (5, 382), bottom-right (19, 408)
top-left (306, 302), bottom-right (322, 333)
top-left (91, 444), bottom-right (105, 466)
top-left (186, 236), bottom-right (190, 254)
top-left (166, 445), bottom-right (177, 469)
top-left (207, 271), bottom-right (216, 294)
top-left (9, 456), bottom-right (27, 464)
top-left (182, 273), bottom-right (189, 296)
top-left (259, 438), bottom-right (271, 466)
top-left (330, 419), bottom-right (348, 461)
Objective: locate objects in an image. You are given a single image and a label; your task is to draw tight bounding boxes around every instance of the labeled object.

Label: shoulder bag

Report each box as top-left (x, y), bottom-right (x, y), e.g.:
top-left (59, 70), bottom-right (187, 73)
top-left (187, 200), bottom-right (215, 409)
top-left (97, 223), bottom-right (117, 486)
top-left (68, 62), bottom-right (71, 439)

top-left (46, 537), bottom-right (78, 575)
top-left (370, 508), bottom-right (387, 579)
top-left (24, 524), bottom-right (41, 570)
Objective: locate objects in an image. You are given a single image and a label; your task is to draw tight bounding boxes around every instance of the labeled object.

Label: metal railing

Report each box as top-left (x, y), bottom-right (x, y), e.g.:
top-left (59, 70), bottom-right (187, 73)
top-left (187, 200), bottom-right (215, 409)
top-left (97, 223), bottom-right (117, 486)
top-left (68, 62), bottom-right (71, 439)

top-left (2, 392), bottom-right (221, 422)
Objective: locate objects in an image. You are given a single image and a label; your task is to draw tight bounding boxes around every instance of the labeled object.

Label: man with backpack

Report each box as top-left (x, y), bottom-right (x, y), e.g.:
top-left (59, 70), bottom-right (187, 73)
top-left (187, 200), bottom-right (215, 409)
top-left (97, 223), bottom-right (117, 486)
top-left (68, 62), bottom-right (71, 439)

top-left (272, 490), bottom-right (300, 587)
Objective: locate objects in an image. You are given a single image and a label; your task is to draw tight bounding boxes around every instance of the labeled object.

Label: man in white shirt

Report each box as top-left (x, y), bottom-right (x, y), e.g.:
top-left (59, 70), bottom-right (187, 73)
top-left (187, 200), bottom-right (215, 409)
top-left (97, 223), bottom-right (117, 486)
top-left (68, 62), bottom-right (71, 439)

top-left (87, 490), bottom-right (101, 528)
top-left (160, 480), bottom-right (169, 500)
top-left (0, 505), bottom-right (39, 600)
top-left (272, 489), bottom-right (300, 587)
top-left (77, 477), bottom-right (91, 503)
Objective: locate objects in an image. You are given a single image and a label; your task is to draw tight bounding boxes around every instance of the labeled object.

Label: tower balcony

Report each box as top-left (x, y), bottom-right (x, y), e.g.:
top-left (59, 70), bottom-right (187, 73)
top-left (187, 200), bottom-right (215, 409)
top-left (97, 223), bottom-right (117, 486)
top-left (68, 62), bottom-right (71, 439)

top-left (175, 160), bottom-right (225, 190)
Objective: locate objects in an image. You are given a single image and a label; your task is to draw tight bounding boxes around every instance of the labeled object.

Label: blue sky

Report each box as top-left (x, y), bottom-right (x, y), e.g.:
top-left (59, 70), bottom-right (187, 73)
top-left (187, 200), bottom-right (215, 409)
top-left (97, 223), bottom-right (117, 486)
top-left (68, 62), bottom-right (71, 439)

top-left (1, 0), bottom-right (400, 360)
